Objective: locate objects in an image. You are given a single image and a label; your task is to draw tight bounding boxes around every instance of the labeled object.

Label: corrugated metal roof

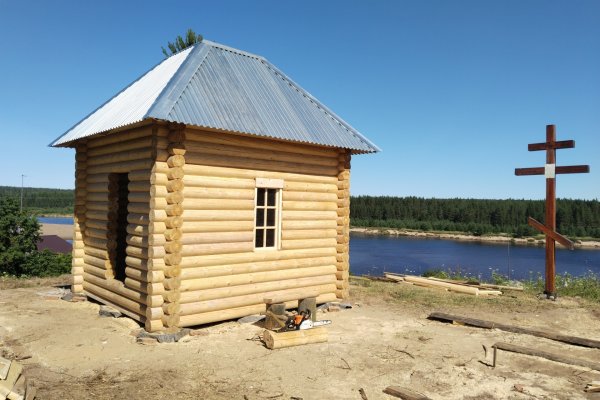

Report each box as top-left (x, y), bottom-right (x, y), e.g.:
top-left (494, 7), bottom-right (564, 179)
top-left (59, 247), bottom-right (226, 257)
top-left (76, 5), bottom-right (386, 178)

top-left (51, 40), bottom-right (380, 153)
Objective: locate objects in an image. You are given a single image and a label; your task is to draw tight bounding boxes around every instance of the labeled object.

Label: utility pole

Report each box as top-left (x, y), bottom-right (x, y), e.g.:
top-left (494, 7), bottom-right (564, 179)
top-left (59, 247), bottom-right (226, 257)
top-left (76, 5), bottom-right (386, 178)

top-left (20, 174), bottom-right (26, 212)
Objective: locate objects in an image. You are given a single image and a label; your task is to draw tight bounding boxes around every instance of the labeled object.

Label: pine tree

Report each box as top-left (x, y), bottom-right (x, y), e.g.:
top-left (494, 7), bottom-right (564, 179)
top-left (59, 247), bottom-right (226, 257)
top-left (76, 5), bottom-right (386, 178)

top-left (162, 29), bottom-right (203, 58)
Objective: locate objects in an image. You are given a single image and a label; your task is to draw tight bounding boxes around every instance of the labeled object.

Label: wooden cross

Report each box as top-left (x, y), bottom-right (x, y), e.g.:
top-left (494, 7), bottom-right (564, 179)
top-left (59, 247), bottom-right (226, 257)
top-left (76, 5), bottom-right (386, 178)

top-left (515, 125), bottom-right (590, 298)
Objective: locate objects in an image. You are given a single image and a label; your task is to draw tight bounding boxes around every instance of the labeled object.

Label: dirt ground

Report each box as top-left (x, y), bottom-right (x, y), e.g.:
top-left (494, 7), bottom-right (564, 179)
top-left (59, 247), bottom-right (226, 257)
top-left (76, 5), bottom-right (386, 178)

top-left (1, 279), bottom-right (600, 400)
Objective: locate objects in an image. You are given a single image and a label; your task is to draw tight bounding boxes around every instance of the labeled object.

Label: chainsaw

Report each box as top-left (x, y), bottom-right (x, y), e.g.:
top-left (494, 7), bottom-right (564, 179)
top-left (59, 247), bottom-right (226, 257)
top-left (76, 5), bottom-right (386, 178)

top-left (279, 310), bottom-right (331, 332)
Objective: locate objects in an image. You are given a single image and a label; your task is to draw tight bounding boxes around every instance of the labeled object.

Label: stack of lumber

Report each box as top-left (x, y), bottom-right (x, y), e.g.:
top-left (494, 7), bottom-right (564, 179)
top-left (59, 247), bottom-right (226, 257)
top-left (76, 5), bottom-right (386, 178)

top-left (384, 273), bottom-right (505, 296)
top-left (0, 357), bottom-right (35, 400)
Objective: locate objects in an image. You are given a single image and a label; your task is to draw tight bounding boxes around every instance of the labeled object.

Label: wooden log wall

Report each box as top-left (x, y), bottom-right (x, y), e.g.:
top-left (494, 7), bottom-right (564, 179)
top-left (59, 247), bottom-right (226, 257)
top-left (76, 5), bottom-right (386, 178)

top-left (336, 150), bottom-right (351, 299)
top-left (72, 143), bottom-right (87, 293)
top-left (153, 125), bottom-right (186, 330)
top-left (163, 128), bottom-right (344, 328)
top-left (75, 126), bottom-right (163, 331)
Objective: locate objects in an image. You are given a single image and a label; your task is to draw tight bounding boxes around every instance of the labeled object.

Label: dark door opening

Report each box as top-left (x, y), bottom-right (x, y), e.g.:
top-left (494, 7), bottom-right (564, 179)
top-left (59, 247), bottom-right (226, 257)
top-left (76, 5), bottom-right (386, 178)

top-left (109, 173), bottom-right (129, 282)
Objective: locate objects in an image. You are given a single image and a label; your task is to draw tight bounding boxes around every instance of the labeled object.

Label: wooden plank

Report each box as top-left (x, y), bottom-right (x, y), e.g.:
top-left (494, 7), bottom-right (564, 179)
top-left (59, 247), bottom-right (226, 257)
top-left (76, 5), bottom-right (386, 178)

top-left (528, 140), bottom-right (575, 151)
top-left (263, 327), bottom-right (328, 349)
top-left (428, 312), bottom-right (600, 349)
top-left (382, 386), bottom-right (432, 400)
top-left (493, 342), bottom-right (600, 371)
top-left (527, 217), bottom-right (574, 249)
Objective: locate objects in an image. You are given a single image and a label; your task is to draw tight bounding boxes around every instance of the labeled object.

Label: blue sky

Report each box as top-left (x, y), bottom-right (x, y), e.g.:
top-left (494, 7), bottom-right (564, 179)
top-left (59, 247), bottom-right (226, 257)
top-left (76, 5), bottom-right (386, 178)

top-left (0, 0), bottom-right (598, 199)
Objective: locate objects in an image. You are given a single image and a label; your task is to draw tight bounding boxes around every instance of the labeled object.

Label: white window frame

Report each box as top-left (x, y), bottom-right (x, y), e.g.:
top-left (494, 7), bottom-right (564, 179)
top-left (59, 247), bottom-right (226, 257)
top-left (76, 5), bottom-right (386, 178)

top-left (254, 178), bottom-right (283, 250)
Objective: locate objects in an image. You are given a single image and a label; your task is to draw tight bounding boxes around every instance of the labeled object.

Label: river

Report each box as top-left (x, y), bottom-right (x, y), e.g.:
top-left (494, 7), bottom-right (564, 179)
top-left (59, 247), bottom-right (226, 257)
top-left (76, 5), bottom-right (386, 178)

top-left (39, 217), bottom-right (600, 280)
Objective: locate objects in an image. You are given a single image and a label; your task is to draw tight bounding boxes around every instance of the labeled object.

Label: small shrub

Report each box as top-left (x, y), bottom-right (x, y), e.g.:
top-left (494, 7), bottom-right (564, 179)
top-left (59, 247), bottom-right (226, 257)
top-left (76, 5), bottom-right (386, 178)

top-left (21, 250), bottom-right (72, 277)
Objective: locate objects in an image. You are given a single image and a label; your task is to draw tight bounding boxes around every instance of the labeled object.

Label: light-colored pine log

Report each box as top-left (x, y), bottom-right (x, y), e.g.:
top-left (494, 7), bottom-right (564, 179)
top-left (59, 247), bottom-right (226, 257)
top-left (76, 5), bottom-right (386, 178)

top-left (180, 265), bottom-right (336, 292)
top-left (180, 247), bottom-right (336, 268)
top-left (180, 286), bottom-right (335, 316)
top-left (183, 164), bottom-right (337, 184)
top-left (125, 256), bottom-right (153, 271)
top-left (83, 254), bottom-right (111, 269)
top-left (181, 198), bottom-right (254, 210)
top-left (182, 221), bottom-right (254, 233)
top-left (163, 265), bottom-right (181, 278)
top-left (164, 241), bottom-right (182, 253)
top-left (184, 187), bottom-right (254, 200)
top-left (181, 256), bottom-right (336, 279)
top-left (125, 267), bottom-right (164, 283)
top-left (162, 302), bottom-right (181, 315)
top-left (164, 228), bottom-right (182, 241)
top-left (281, 229), bottom-right (337, 240)
top-left (86, 159), bottom-right (153, 175)
top-left (167, 143), bottom-right (186, 156)
top-left (84, 273), bottom-right (164, 307)
top-left (86, 182), bottom-right (112, 193)
top-left (282, 201), bottom-right (337, 211)
top-left (166, 191), bottom-right (184, 204)
top-left (181, 242), bottom-right (253, 257)
top-left (166, 204), bottom-right (184, 216)
top-left (83, 263), bottom-right (111, 279)
top-left (164, 253), bottom-right (182, 266)
top-left (282, 211), bottom-right (337, 221)
top-left (183, 175), bottom-right (254, 189)
top-left (84, 236), bottom-right (116, 251)
top-left (282, 191), bottom-right (338, 203)
top-left (128, 169), bottom-right (151, 182)
top-left (86, 149), bottom-right (152, 167)
top-left (284, 181), bottom-right (338, 193)
top-left (127, 223), bottom-right (149, 236)
top-left (180, 278), bottom-right (336, 305)
top-left (150, 173), bottom-right (169, 186)
top-left (163, 277), bottom-right (181, 290)
top-left (183, 153), bottom-right (338, 177)
top-left (83, 279), bottom-right (146, 316)
top-left (164, 216), bottom-right (183, 228)
top-left (161, 313), bottom-right (180, 327)
top-left (86, 126), bottom-right (151, 148)
top-left (178, 292), bottom-right (337, 327)
top-left (184, 141), bottom-right (338, 168)
top-left (163, 290), bottom-right (181, 303)
top-left (180, 231), bottom-right (254, 245)
top-left (164, 179), bottom-right (183, 193)
top-left (185, 129), bottom-right (339, 158)
top-left (280, 238), bottom-right (338, 250)
top-left (263, 327), bottom-right (328, 349)
top-left (281, 220), bottom-right (338, 230)
top-left (167, 154), bottom-right (185, 167)
top-left (182, 210), bottom-right (254, 222)
top-left (87, 131), bottom-right (151, 153)
top-left (145, 319), bottom-right (163, 332)
top-left (128, 181), bottom-right (151, 193)
top-left (123, 277), bottom-right (166, 295)
top-left (85, 218), bottom-right (108, 230)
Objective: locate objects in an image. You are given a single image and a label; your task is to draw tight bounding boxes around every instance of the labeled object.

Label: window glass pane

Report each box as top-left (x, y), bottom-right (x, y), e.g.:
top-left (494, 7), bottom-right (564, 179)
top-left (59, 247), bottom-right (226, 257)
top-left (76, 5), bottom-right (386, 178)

top-left (256, 209), bottom-right (265, 227)
top-left (257, 188), bottom-right (265, 206)
top-left (266, 209), bottom-right (276, 227)
top-left (266, 229), bottom-right (275, 247)
top-left (267, 189), bottom-right (276, 206)
top-left (255, 229), bottom-right (264, 247)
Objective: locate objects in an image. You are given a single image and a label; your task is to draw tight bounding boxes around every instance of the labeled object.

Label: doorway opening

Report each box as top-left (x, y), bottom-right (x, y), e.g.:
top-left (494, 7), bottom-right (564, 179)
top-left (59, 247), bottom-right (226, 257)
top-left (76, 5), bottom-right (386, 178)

top-left (109, 173), bottom-right (129, 282)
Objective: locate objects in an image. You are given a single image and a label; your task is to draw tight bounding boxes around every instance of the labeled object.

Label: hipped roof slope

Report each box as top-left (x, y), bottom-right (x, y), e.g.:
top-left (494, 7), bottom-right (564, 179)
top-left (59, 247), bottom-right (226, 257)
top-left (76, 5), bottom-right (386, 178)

top-left (51, 40), bottom-right (379, 153)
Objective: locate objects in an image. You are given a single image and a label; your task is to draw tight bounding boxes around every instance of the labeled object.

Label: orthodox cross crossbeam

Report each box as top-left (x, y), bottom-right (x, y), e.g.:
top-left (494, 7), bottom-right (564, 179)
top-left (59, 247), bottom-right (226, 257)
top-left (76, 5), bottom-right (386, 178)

top-left (515, 125), bottom-right (590, 298)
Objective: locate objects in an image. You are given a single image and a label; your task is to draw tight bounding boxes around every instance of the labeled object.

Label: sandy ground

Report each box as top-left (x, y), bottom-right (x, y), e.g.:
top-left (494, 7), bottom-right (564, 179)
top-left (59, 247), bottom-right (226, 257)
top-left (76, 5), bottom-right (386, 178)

top-left (40, 223), bottom-right (72, 240)
top-left (1, 280), bottom-right (600, 399)
top-left (351, 227), bottom-right (600, 249)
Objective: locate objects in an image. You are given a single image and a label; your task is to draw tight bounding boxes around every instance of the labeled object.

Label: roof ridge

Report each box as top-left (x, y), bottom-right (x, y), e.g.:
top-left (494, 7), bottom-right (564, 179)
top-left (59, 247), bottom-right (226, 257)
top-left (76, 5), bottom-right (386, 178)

top-left (202, 39), bottom-right (265, 60)
top-left (146, 43), bottom-right (211, 121)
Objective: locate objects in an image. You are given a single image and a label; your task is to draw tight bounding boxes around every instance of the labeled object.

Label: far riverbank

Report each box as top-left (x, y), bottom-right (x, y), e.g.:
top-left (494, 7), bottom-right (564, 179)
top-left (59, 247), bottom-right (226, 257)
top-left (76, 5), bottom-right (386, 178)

top-left (351, 227), bottom-right (600, 249)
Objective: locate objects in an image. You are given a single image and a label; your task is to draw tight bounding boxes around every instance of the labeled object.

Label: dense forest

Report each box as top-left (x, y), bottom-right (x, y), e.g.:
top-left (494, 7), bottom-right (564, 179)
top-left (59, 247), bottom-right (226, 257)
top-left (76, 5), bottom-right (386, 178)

top-left (1, 186), bottom-right (598, 238)
top-left (0, 186), bottom-right (74, 214)
top-left (351, 196), bottom-right (600, 239)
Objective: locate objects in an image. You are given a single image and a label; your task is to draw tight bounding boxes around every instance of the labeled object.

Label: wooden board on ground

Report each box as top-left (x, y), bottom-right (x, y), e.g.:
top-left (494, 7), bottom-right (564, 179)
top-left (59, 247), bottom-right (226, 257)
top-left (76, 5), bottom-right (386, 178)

top-left (493, 342), bottom-right (600, 371)
top-left (383, 385), bottom-right (432, 400)
top-left (429, 312), bottom-right (600, 349)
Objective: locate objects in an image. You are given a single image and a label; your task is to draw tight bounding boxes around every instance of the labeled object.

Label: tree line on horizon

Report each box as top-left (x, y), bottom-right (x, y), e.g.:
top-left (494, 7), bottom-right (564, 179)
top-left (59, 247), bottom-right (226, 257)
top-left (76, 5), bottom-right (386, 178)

top-left (1, 186), bottom-right (598, 238)
top-left (351, 196), bottom-right (600, 239)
